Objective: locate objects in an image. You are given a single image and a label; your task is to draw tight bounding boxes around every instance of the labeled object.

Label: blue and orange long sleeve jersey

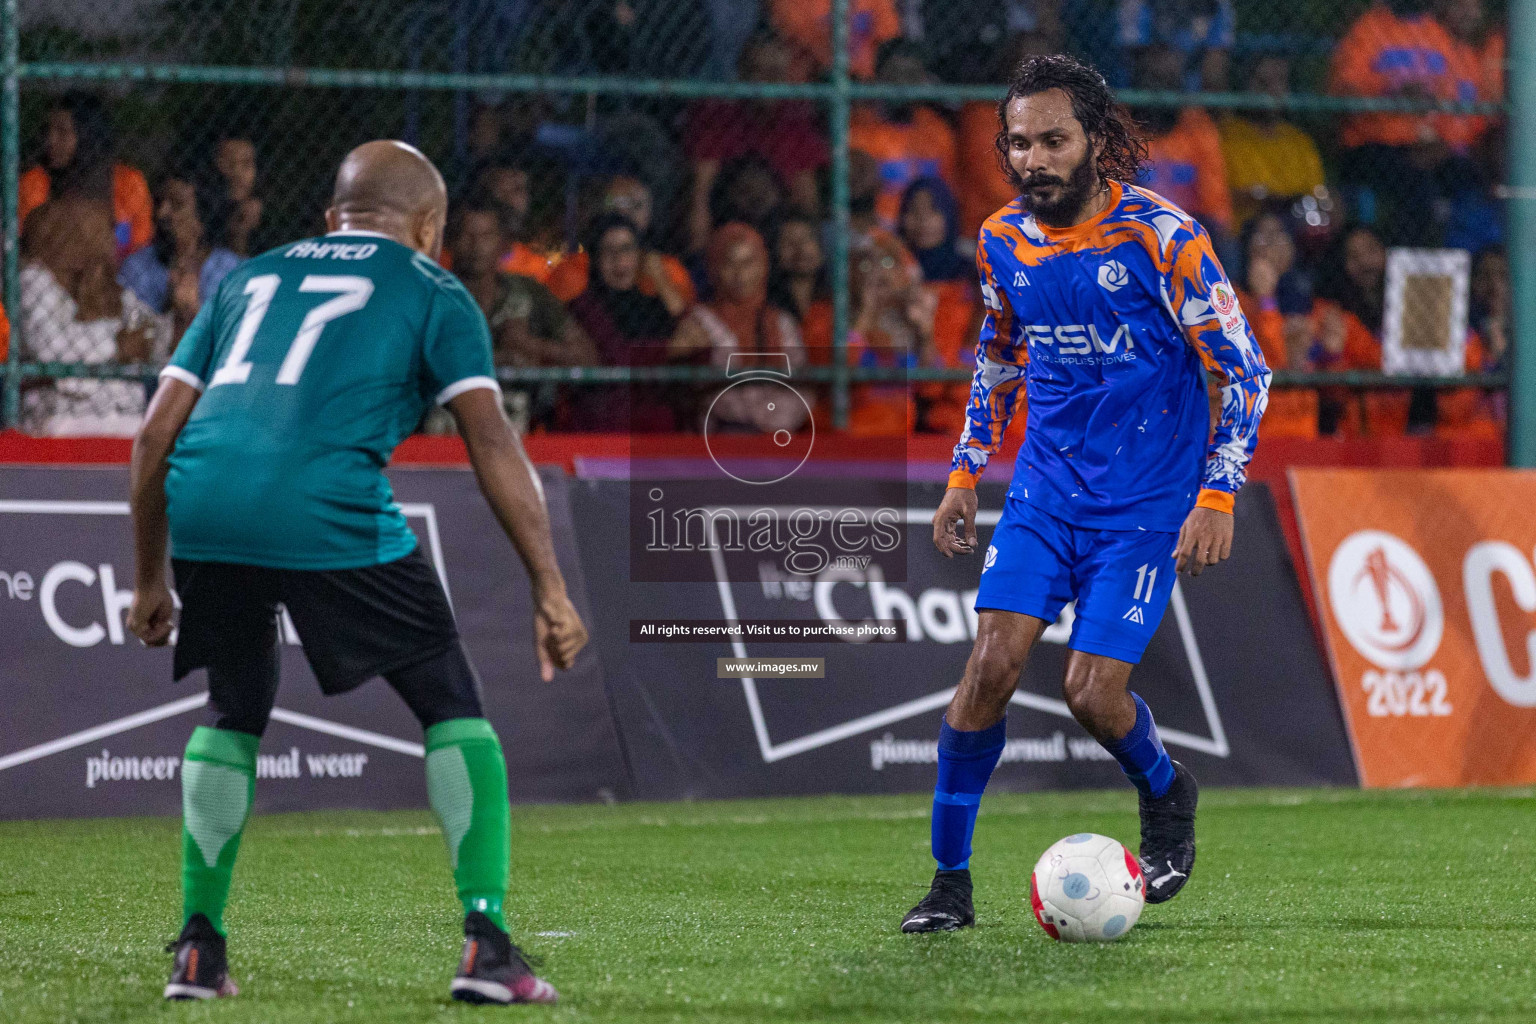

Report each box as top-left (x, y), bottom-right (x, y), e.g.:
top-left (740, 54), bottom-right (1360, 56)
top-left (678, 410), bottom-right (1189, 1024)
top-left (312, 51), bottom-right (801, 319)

top-left (949, 181), bottom-right (1270, 532)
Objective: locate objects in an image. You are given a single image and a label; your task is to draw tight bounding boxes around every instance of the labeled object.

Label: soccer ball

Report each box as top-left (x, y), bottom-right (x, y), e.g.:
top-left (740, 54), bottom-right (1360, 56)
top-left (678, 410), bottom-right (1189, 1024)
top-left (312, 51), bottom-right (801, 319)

top-left (1030, 833), bottom-right (1145, 942)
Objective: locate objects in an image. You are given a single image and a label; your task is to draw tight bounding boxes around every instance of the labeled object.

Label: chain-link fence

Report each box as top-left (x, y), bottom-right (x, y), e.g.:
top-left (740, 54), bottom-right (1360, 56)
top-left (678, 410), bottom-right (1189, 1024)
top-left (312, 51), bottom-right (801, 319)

top-left (0, 0), bottom-right (1519, 442)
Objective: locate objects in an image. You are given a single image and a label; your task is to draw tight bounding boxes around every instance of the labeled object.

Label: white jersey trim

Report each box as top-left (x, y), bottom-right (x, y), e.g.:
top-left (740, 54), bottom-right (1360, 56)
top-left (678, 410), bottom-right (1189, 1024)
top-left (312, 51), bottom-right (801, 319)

top-left (436, 375), bottom-right (501, 406)
top-left (324, 229), bottom-right (395, 240)
top-left (159, 365), bottom-right (206, 392)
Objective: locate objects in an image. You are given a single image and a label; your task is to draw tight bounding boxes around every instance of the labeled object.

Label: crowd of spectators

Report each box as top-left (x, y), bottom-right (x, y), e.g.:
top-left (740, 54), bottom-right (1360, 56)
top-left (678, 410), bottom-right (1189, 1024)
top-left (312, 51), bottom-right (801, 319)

top-left (9, 0), bottom-right (1511, 441)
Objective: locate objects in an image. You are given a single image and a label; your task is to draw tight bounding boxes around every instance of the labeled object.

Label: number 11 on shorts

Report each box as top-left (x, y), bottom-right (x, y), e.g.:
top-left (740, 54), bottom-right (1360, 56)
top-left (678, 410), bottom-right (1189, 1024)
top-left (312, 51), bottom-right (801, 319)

top-left (1132, 563), bottom-right (1157, 604)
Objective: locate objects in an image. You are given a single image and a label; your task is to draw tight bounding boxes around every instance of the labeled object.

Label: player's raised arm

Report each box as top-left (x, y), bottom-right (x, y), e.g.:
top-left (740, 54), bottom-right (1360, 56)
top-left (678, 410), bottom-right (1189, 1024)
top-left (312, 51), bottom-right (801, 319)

top-left (934, 233), bottom-right (1028, 558)
top-left (1166, 223), bottom-right (1272, 575)
top-left (448, 388), bottom-right (588, 681)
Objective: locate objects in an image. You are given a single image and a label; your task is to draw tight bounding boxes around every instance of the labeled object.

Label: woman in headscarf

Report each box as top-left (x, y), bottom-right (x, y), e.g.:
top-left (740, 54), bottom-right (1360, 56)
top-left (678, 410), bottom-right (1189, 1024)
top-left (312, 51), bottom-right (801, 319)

top-left (563, 212), bottom-right (680, 431)
top-left (799, 231), bottom-right (933, 435)
top-left (898, 177), bottom-right (982, 434)
top-left (898, 177), bottom-right (969, 287)
top-left (1234, 206), bottom-right (1318, 438)
top-left (672, 222), bottom-right (807, 433)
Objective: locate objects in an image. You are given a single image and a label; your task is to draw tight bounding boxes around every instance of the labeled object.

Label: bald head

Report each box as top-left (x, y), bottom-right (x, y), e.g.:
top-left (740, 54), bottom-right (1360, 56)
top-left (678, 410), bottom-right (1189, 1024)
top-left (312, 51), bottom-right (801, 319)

top-left (326, 140), bottom-right (448, 257)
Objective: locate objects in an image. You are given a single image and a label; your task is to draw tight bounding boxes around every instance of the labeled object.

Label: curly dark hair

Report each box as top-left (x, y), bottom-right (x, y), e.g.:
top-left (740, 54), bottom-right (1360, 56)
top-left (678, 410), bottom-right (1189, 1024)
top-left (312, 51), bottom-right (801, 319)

top-left (993, 54), bottom-right (1147, 189)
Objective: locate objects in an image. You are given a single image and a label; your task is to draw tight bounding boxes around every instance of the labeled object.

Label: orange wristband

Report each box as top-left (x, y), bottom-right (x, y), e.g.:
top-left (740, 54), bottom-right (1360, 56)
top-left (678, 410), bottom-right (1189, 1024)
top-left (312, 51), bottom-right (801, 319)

top-left (947, 469), bottom-right (980, 490)
top-left (1195, 488), bottom-right (1235, 514)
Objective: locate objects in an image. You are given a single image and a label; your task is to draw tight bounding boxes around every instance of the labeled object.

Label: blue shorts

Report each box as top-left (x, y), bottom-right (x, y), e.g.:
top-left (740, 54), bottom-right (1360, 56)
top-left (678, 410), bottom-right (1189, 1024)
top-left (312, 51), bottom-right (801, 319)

top-left (974, 496), bottom-right (1179, 664)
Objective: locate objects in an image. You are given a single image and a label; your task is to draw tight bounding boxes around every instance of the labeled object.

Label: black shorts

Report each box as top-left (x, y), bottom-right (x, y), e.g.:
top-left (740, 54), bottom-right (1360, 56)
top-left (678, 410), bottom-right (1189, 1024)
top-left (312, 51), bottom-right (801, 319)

top-left (172, 547), bottom-right (460, 696)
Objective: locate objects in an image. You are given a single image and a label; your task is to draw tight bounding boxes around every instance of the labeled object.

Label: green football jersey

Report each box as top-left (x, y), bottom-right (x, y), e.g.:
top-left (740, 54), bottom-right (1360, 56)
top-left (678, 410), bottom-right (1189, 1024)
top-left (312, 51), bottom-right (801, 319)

top-left (163, 230), bottom-right (496, 569)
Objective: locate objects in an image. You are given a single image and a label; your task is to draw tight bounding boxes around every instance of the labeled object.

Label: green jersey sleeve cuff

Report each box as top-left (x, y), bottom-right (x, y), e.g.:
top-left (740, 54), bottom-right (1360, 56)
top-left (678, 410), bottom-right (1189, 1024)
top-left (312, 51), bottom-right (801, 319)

top-left (160, 365), bottom-right (206, 392)
top-left (435, 375), bottom-right (501, 406)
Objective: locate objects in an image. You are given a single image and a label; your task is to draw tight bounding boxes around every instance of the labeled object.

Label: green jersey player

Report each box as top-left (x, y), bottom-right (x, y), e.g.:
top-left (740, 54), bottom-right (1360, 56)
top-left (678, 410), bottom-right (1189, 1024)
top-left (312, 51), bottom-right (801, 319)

top-left (127, 141), bottom-right (586, 1006)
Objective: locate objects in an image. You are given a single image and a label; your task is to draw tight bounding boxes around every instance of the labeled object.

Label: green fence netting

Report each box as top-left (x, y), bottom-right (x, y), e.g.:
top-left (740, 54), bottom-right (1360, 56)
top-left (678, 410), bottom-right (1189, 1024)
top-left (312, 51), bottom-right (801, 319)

top-left (1, 0), bottom-right (1515, 438)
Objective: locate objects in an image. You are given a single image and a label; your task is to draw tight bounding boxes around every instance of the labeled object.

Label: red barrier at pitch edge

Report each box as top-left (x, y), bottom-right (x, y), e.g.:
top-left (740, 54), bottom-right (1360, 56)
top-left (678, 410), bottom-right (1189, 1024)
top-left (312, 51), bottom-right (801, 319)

top-left (0, 428), bottom-right (1503, 474)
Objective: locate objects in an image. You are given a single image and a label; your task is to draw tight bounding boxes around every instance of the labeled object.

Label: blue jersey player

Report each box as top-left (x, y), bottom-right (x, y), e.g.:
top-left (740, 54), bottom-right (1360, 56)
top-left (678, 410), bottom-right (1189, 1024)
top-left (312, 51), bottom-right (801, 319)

top-left (901, 56), bottom-right (1270, 932)
top-left (127, 142), bottom-right (585, 1002)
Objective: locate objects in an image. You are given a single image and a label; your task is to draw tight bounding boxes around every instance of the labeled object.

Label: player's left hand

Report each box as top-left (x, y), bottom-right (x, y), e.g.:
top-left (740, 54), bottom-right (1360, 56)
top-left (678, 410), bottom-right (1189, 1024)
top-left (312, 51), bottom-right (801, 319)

top-left (533, 585), bottom-right (588, 682)
top-left (127, 582), bottom-right (177, 646)
top-left (1174, 506), bottom-right (1233, 577)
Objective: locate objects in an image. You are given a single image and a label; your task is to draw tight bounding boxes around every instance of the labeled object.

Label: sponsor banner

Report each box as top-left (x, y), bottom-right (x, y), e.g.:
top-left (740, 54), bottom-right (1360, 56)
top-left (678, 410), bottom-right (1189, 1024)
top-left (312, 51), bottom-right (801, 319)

top-left (0, 467), bottom-right (628, 819)
top-left (574, 477), bottom-right (1355, 798)
top-left (1291, 469), bottom-right (1536, 788)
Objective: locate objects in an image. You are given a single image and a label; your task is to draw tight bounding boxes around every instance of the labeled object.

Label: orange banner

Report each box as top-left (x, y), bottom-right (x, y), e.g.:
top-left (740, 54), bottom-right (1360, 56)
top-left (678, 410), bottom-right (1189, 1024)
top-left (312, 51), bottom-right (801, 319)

top-left (1291, 469), bottom-right (1536, 788)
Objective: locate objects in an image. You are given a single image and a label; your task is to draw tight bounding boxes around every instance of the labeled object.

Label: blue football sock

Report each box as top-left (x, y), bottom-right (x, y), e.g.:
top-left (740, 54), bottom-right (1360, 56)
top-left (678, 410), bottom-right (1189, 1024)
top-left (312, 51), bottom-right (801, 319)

top-left (1103, 692), bottom-right (1175, 798)
top-left (931, 717), bottom-right (1007, 871)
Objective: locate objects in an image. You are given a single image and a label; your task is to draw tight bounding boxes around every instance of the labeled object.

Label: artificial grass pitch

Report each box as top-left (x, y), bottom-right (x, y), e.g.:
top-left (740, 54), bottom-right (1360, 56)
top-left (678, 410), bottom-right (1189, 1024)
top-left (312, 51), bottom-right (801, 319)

top-left (1, 788), bottom-right (1533, 1024)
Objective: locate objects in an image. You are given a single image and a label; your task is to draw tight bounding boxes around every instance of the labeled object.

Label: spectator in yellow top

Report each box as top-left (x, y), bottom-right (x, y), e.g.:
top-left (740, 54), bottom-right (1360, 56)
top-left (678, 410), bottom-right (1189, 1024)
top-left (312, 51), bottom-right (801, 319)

top-left (1218, 55), bottom-right (1327, 228)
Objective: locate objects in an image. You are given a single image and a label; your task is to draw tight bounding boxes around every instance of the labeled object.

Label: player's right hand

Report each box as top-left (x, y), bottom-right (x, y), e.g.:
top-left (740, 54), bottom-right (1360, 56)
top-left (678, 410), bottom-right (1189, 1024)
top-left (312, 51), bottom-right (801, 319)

top-left (533, 585), bottom-right (588, 682)
top-left (932, 487), bottom-right (979, 558)
top-left (127, 582), bottom-right (177, 647)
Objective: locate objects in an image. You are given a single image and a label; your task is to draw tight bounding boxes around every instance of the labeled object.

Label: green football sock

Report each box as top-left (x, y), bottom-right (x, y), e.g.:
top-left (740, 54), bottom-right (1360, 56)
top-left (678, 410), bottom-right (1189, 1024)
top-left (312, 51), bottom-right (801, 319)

top-left (180, 726), bottom-right (260, 936)
top-left (425, 718), bottom-right (511, 931)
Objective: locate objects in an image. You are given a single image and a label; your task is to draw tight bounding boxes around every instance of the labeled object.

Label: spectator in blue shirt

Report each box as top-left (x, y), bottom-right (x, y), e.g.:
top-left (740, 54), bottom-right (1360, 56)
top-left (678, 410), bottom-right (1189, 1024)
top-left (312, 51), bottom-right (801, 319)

top-left (1117, 0), bottom-right (1235, 90)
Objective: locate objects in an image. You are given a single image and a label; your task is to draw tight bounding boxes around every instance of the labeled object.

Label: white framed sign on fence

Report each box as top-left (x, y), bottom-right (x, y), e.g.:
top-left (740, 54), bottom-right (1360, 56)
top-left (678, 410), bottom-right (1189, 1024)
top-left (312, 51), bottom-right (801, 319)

top-left (1381, 248), bottom-right (1471, 376)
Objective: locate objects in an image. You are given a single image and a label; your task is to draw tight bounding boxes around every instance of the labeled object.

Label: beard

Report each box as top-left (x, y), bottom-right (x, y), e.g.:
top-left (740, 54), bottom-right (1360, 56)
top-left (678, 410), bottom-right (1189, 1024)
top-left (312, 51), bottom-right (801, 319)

top-left (1016, 152), bottom-right (1100, 227)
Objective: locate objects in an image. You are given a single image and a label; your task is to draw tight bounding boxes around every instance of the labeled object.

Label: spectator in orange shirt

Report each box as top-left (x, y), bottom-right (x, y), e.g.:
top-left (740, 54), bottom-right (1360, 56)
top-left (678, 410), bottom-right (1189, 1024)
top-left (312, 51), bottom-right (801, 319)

top-left (1133, 46), bottom-right (1235, 246)
top-left (1330, 0), bottom-right (1488, 245)
top-left (850, 40), bottom-right (959, 231)
top-left (671, 222), bottom-right (810, 435)
top-left (439, 185), bottom-right (552, 283)
top-left (1310, 224), bottom-right (1412, 436)
top-left (1476, 20), bottom-right (1505, 102)
top-left (546, 175), bottom-right (695, 308)
top-left (21, 93), bottom-right (152, 261)
top-left (771, 0), bottom-right (901, 80)
top-left (1435, 0), bottom-right (1503, 141)
top-left (1437, 244), bottom-right (1507, 438)
top-left (802, 233), bottom-right (935, 435)
top-left (466, 158), bottom-right (554, 281)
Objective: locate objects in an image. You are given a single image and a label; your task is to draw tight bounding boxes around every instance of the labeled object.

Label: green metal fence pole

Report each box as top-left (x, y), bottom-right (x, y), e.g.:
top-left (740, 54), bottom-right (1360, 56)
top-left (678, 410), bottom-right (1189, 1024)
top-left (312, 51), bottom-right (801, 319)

top-left (1, 0), bottom-right (17, 430)
top-left (828, 0), bottom-right (851, 431)
top-left (1510, 0), bottom-right (1536, 466)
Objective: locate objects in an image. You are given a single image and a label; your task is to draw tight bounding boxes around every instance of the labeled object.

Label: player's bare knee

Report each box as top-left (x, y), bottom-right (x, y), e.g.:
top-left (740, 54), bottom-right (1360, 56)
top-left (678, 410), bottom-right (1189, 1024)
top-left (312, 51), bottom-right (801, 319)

top-left (948, 638), bottom-right (1027, 728)
top-left (1061, 666), bottom-right (1112, 729)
